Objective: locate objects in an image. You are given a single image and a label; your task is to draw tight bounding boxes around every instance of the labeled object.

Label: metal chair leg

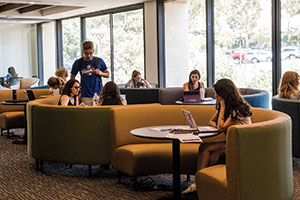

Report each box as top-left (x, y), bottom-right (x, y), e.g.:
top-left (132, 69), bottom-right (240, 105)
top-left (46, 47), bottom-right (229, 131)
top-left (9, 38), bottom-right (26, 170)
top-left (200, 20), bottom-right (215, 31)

top-left (88, 165), bottom-right (92, 177)
top-left (118, 171), bottom-right (122, 184)
top-left (133, 176), bottom-right (138, 191)
top-left (36, 159), bottom-right (40, 171)
top-left (186, 174), bottom-right (190, 182)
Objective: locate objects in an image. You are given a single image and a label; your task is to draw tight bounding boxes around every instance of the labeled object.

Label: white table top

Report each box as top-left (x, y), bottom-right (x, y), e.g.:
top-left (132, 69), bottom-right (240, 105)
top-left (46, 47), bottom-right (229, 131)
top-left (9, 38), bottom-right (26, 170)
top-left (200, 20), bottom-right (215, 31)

top-left (130, 125), bottom-right (219, 143)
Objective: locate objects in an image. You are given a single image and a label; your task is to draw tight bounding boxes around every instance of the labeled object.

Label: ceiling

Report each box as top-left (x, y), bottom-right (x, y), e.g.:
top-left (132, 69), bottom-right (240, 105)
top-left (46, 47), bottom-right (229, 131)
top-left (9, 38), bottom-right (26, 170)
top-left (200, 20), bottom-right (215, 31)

top-left (0, 0), bottom-right (151, 23)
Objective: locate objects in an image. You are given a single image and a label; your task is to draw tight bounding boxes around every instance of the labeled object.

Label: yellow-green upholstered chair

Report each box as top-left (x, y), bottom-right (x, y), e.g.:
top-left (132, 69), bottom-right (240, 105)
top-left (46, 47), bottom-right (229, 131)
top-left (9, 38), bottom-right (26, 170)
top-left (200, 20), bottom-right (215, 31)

top-left (195, 108), bottom-right (293, 200)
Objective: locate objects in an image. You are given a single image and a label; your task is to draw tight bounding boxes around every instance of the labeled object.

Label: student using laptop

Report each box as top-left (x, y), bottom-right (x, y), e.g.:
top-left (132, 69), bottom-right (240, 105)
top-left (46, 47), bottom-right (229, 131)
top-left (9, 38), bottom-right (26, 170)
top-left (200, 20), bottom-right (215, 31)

top-left (183, 69), bottom-right (204, 92)
top-left (182, 78), bottom-right (252, 194)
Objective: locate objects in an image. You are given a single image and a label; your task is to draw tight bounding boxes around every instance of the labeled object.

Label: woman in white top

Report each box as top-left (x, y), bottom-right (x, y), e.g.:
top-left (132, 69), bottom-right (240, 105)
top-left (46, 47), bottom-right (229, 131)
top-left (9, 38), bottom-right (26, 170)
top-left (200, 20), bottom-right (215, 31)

top-left (125, 70), bottom-right (151, 88)
top-left (183, 78), bottom-right (252, 194)
top-left (279, 71), bottom-right (300, 99)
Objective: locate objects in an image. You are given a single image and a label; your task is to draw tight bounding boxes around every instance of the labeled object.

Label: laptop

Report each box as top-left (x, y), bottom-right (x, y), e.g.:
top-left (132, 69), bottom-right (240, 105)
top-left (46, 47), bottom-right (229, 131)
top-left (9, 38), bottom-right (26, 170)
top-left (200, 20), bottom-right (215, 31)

top-left (24, 90), bottom-right (36, 101)
top-left (183, 91), bottom-right (201, 103)
top-left (182, 109), bottom-right (218, 133)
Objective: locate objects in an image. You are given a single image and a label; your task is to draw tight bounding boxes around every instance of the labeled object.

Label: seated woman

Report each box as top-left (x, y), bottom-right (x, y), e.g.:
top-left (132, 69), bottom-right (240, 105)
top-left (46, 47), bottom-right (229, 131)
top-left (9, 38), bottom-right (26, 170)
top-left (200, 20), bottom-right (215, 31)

top-left (182, 78), bottom-right (252, 194)
top-left (47, 77), bottom-right (64, 95)
top-left (5, 66), bottom-right (18, 88)
top-left (58, 79), bottom-right (80, 106)
top-left (125, 70), bottom-right (151, 88)
top-left (98, 81), bottom-right (127, 106)
top-left (279, 71), bottom-right (300, 99)
top-left (183, 69), bottom-right (205, 92)
top-left (55, 67), bottom-right (68, 84)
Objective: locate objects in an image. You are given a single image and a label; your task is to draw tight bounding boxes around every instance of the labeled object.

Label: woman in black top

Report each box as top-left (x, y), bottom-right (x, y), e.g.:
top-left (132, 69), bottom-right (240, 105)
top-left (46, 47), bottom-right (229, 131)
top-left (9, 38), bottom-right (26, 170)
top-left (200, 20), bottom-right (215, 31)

top-left (58, 79), bottom-right (80, 106)
top-left (98, 81), bottom-right (127, 106)
top-left (183, 69), bottom-right (205, 92)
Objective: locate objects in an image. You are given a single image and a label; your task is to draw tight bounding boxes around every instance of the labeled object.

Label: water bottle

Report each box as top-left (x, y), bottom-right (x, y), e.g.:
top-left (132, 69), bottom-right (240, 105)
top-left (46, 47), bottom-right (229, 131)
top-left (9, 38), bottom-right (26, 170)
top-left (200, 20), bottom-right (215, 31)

top-left (200, 88), bottom-right (205, 100)
top-left (93, 93), bottom-right (98, 106)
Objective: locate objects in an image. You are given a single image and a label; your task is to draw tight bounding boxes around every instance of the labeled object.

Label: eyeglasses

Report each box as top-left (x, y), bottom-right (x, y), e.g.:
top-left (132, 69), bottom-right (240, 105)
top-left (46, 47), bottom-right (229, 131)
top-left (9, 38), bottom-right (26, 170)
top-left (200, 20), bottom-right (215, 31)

top-left (73, 86), bottom-right (80, 89)
top-left (84, 51), bottom-right (94, 55)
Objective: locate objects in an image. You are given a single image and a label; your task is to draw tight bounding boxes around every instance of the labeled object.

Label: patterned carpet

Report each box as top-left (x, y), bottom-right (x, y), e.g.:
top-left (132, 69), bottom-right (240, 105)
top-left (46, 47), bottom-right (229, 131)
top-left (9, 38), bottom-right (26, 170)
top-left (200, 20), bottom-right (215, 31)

top-left (0, 129), bottom-right (299, 200)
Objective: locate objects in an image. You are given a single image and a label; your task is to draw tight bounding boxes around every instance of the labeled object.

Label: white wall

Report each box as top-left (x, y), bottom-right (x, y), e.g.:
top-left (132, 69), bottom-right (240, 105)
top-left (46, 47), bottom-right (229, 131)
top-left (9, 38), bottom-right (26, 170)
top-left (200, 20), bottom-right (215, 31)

top-left (164, 1), bottom-right (189, 87)
top-left (144, 1), bottom-right (158, 85)
top-left (0, 23), bottom-right (37, 79)
top-left (42, 22), bottom-right (56, 82)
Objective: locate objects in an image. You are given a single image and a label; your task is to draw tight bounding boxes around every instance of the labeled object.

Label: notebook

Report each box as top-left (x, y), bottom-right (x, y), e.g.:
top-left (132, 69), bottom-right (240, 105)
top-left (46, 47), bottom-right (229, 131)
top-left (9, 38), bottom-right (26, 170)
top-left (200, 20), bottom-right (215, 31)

top-left (183, 91), bottom-right (201, 103)
top-left (24, 90), bottom-right (36, 101)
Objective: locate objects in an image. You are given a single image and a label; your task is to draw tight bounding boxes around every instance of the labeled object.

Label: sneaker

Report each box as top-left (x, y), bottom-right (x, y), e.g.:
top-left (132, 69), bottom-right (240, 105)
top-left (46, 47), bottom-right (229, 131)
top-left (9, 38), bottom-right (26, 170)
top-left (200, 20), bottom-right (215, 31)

top-left (182, 182), bottom-right (197, 194)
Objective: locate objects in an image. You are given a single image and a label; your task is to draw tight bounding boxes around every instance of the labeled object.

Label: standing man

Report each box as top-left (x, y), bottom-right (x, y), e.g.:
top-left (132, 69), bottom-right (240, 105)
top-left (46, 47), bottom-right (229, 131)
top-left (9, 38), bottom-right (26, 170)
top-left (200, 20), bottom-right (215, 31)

top-left (71, 41), bottom-right (109, 105)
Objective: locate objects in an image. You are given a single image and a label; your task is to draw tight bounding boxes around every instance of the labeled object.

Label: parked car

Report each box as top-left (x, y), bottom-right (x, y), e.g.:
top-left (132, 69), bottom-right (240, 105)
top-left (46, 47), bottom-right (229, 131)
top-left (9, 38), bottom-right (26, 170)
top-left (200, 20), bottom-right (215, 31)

top-left (244, 50), bottom-right (272, 63)
top-left (226, 51), bottom-right (245, 63)
top-left (282, 47), bottom-right (300, 59)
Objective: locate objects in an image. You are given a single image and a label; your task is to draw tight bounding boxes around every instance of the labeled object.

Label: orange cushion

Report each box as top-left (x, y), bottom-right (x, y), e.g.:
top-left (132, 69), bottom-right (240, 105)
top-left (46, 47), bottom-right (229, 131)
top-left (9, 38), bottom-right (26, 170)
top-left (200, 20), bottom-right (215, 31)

top-left (0, 111), bottom-right (24, 129)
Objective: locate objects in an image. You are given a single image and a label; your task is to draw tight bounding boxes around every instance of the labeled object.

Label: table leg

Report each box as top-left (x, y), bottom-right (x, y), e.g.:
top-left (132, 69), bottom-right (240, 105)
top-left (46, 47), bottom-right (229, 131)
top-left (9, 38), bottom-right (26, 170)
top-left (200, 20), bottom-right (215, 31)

top-left (172, 139), bottom-right (181, 199)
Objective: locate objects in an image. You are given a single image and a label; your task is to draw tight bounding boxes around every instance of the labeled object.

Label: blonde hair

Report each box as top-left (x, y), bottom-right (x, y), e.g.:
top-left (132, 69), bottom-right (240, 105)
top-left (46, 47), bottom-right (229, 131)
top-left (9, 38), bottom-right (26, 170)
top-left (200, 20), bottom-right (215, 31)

top-left (55, 67), bottom-right (68, 78)
top-left (279, 71), bottom-right (300, 98)
top-left (131, 70), bottom-right (141, 79)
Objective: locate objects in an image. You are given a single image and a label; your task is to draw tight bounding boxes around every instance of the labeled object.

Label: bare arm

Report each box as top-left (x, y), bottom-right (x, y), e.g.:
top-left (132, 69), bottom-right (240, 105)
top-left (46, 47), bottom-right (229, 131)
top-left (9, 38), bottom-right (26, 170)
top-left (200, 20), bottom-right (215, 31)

top-left (217, 100), bottom-right (238, 132)
top-left (200, 82), bottom-right (205, 88)
top-left (121, 97), bottom-right (127, 105)
top-left (142, 78), bottom-right (152, 88)
top-left (183, 82), bottom-right (189, 91)
top-left (208, 111), bottom-right (218, 127)
top-left (60, 95), bottom-right (70, 106)
top-left (95, 69), bottom-right (110, 78)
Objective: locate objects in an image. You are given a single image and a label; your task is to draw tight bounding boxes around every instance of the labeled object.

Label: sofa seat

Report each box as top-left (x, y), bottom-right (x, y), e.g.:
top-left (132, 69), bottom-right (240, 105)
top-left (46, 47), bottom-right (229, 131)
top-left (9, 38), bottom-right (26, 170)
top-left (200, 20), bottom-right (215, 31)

top-left (114, 143), bottom-right (200, 176)
top-left (0, 111), bottom-right (24, 129)
top-left (196, 165), bottom-right (227, 200)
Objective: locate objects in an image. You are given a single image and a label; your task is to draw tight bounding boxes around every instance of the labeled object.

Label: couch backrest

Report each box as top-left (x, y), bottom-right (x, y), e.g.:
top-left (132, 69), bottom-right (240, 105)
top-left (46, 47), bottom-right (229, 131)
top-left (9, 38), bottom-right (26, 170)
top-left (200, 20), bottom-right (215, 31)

top-left (0, 89), bottom-right (50, 114)
top-left (272, 95), bottom-right (300, 157)
top-left (226, 107), bottom-right (293, 200)
top-left (27, 101), bottom-right (111, 164)
top-left (120, 88), bottom-right (159, 104)
top-left (110, 105), bottom-right (216, 153)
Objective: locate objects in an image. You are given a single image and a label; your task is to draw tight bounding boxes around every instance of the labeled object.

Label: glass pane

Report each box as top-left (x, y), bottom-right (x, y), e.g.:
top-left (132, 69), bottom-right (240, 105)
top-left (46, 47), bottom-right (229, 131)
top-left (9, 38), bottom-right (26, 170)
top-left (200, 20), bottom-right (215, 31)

top-left (165, 1), bottom-right (206, 87)
top-left (113, 9), bottom-right (144, 84)
top-left (188, 0), bottom-right (207, 85)
top-left (62, 18), bottom-right (81, 73)
top-left (215, 0), bottom-right (272, 95)
top-left (42, 22), bottom-right (56, 83)
top-left (86, 15), bottom-right (111, 84)
top-left (281, 1), bottom-right (300, 74)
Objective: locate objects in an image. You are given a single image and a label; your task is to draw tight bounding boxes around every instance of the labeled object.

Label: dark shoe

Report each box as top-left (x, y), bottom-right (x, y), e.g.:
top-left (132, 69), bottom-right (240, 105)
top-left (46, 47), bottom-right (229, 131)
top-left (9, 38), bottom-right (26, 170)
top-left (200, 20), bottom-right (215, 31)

top-left (12, 138), bottom-right (26, 144)
top-left (100, 164), bottom-right (110, 170)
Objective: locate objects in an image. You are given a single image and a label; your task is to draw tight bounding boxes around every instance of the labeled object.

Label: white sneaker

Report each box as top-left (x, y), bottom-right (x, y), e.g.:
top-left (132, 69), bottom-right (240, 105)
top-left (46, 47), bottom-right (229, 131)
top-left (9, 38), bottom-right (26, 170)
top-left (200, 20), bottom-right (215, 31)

top-left (182, 182), bottom-right (197, 194)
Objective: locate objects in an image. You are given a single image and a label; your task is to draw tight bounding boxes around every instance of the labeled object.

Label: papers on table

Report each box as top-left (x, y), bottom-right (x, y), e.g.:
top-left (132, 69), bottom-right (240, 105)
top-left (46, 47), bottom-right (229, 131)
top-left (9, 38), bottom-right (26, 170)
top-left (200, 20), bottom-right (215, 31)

top-left (198, 126), bottom-right (218, 133)
top-left (166, 133), bottom-right (203, 143)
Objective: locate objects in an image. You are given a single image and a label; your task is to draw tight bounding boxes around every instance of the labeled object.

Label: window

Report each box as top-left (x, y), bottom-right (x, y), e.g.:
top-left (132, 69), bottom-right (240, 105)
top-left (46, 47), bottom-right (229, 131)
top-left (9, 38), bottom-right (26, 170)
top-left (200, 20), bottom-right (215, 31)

top-left (62, 17), bottom-right (81, 73)
top-left (86, 15), bottom-right (111, 84)
top-left (214, 0), bottom-right (272, 94)
top-left (165, 1), bottom-right (206, 87)
top-left (281, 0), bottom-right (300, 75)
top-left (113, 9), bottom-right (144, 84)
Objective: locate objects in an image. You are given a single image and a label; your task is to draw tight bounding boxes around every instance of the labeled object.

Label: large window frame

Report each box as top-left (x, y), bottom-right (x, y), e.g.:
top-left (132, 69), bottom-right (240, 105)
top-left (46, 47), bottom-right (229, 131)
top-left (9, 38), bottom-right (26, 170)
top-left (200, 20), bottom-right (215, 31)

top-left (37, 1), bottom-right (285, 96)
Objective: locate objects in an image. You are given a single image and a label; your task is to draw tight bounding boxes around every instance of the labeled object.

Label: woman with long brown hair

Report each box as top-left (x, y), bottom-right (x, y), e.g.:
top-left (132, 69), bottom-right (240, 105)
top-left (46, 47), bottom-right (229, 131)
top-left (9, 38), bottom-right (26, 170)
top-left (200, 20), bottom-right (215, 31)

top-left (279, 71), bottom-right (300, 99)
top-left (183, 78), bottom-right (252, 194)
top-left (98, 81), bottom-right (127, 106)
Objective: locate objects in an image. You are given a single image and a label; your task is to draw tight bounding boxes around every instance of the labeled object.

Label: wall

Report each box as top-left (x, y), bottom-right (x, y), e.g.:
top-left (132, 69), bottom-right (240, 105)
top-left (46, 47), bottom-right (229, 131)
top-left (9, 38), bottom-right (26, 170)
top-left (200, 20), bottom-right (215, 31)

top-left (0, 23), bottom-right (37, 79)
top-left (144, 1), bottom-right (158, 85)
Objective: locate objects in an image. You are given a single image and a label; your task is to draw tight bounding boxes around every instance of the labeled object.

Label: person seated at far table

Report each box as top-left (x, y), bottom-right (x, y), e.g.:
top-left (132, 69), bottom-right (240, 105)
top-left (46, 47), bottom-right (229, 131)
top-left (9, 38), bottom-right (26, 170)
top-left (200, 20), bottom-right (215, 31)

top-left (58, 79), bottom-right (80, 106)
top-left (182, 78), bottom-right (252, 194)
top-left (125, 70), bottom-right (151, 88)
top-left (279, 71), bottom-right (300, 99)
top-left (47, 76), bottom-right (64, 95)
top-left (98, 81), bottom-right (127, 106)
top-left (183, 69), bottom-right (205, 92)
top-left (4, 66), bottom-right (19, 88)
top-left (55, 67), bottom-right (69, 85)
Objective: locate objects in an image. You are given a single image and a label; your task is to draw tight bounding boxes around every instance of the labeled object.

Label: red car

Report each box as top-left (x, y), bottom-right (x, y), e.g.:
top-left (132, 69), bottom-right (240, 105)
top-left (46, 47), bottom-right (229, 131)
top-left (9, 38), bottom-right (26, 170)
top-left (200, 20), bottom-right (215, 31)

top-left (226, 51), bottom-right (245, 62)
